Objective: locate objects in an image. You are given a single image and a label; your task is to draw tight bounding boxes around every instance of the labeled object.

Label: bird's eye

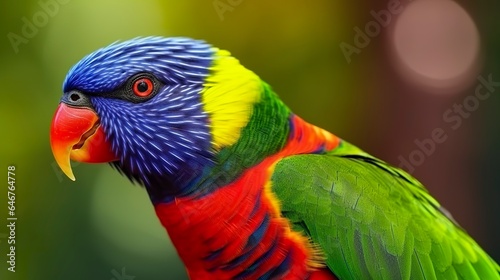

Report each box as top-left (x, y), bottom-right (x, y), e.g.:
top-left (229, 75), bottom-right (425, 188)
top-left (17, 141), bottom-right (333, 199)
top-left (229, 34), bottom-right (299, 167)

top-left (132, 77), bottom-right (154, 97)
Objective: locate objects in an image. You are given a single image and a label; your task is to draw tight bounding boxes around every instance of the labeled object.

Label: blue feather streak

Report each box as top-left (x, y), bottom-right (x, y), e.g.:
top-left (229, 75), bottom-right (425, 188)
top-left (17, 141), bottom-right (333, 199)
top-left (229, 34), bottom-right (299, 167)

top-left (222, 213), bottom-right (270, 271)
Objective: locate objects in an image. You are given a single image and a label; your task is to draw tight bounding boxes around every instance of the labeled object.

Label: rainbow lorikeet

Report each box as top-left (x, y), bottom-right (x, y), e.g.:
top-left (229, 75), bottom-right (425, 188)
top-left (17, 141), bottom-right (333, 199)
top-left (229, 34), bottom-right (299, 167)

top-left (50, 37), bottom-right (499, 280)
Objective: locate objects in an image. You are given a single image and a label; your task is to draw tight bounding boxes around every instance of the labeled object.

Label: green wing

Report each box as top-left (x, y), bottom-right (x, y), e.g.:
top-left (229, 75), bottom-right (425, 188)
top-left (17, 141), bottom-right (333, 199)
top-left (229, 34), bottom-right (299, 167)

top-left (271, 140), bottom-right (500, 280)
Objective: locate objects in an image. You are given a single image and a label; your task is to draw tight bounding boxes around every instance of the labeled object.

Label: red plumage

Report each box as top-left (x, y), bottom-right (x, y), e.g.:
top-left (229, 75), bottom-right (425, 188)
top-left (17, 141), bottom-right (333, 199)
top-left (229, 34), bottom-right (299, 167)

top-left (154, 116), bottom-right (341, 279)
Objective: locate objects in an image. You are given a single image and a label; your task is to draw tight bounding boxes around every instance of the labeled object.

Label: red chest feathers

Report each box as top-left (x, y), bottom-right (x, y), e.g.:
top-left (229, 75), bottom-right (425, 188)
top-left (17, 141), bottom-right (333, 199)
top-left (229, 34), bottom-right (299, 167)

top-left (154, 116), bottom-right (340, 279)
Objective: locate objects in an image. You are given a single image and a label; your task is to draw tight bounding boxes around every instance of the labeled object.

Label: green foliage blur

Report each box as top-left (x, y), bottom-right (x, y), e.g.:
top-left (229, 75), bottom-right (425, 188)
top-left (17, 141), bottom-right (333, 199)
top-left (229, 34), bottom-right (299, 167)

top-left (0, 0), bottom-right (499, 279)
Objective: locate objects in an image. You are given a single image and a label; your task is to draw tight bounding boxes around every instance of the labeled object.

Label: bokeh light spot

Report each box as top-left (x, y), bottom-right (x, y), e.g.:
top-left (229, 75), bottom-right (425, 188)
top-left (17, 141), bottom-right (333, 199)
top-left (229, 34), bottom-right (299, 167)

top-left (391, 0), bottom-right (480, 93)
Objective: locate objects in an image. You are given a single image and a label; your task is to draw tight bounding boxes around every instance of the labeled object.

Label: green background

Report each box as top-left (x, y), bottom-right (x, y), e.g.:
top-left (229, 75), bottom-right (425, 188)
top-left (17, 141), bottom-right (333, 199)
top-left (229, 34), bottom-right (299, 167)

top-left (1, 0), bottom-right (499, 279)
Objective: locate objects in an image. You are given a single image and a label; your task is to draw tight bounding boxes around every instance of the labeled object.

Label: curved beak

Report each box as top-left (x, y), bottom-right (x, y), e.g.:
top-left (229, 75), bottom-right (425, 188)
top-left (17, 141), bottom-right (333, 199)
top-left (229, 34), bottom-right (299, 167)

top-left (50, 103), bottom-right (118, 181)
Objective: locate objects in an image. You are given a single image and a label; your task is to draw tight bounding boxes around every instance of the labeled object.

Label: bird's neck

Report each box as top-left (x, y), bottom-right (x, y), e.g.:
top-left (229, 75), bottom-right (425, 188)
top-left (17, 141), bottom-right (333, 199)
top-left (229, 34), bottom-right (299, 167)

top-left (147, 84), bottom-right (293, 202)
top-left (154, 114), bottom-right (341, 278)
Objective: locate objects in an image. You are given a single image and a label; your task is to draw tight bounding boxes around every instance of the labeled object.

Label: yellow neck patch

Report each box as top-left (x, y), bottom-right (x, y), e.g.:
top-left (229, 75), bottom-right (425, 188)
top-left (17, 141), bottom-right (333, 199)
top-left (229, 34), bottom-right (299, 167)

top-left (201, 48), bottom-right (262, 150)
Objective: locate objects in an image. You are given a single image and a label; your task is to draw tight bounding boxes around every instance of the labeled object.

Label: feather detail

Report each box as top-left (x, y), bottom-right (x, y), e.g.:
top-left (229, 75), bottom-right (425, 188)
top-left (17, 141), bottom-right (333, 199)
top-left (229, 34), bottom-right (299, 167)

top-left (201, 49), bottom-right (262, 151)
top-left (154, 115), bottom-right (341, 279)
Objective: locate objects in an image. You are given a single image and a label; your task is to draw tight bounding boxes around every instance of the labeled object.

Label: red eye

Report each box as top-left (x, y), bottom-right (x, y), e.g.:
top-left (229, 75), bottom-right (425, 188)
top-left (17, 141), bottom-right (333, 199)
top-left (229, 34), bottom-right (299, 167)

top-left (132, 77), bottom-right (154, 97)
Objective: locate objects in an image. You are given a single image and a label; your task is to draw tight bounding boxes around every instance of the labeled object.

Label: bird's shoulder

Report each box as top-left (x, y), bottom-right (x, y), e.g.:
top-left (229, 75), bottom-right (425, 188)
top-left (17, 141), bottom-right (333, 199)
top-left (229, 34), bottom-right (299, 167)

top-left (269, 140), bottom-right (500, 279)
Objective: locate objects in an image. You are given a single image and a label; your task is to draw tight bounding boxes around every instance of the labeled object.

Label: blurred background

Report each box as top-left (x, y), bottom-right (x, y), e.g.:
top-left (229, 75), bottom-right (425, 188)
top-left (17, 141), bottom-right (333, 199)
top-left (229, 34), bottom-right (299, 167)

top-left (0, 0), bottom-right (499, 279)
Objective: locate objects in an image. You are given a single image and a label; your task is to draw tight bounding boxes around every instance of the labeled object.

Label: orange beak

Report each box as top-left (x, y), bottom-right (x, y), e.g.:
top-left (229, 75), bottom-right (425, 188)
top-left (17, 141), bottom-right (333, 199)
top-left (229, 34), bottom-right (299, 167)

top-left (49, 103), bottom-right (119, 181)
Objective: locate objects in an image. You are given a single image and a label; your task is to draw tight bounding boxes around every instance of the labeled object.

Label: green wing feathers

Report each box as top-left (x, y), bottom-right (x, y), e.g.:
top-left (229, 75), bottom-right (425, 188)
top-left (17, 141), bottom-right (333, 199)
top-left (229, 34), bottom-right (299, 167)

top-left (271, 140), bottom-right (500, 280)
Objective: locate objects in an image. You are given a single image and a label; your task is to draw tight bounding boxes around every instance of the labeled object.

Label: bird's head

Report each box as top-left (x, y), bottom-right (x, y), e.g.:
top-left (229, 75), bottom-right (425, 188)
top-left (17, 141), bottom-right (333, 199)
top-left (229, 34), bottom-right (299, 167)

top-left (50, 37), bottom-right (263, 198)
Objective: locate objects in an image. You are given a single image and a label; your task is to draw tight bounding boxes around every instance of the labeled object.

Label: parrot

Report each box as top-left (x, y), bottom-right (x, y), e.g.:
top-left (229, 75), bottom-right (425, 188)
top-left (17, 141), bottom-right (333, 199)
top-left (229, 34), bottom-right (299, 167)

top-left (49, 36), bottom-right (500, 280)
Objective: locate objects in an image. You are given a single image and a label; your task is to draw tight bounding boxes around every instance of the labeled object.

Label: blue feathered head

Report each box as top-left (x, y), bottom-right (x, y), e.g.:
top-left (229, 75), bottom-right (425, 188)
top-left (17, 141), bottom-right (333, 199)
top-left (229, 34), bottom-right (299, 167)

top-left (50, 36), bottom-right (264, 202)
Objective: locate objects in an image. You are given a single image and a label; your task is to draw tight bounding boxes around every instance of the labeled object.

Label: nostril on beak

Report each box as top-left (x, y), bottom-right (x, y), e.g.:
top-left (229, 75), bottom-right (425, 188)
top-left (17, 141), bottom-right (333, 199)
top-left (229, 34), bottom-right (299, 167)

top-left (63, 91), bottom-right (93, 109)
